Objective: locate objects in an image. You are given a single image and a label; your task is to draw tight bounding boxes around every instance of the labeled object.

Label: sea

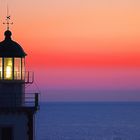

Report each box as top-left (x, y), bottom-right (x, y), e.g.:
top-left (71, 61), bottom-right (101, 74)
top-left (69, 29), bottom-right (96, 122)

top-left (36, 102), bottom-right (140, 140)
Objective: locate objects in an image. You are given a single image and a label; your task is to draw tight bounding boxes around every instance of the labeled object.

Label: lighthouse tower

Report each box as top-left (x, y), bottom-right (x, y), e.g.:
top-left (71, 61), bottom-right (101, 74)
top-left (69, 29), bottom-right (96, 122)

top-left (0, 16), bottom-right (39, 140)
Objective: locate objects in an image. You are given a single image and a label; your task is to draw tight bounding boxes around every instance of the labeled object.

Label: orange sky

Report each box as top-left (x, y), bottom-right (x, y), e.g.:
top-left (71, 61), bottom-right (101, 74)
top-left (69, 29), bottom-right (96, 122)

top-left (0, 0), bottom-right (140, 100)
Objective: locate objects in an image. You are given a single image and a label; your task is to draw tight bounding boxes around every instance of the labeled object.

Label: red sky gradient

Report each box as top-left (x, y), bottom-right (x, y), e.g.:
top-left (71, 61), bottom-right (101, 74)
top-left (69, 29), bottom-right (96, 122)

top-left (0, 0), bottom-right (140, 101)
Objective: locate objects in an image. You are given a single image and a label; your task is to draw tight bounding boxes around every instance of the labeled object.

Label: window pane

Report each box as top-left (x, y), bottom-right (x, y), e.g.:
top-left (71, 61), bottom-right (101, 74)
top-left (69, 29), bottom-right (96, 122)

top-left (0, 58), bottom-right (2, 79)
top-left (4, 58), bottom-right (13, 80)
top-left (22, 58), bottom-right (25, 80)
top-left (14, 58), bottom-right (21, 80)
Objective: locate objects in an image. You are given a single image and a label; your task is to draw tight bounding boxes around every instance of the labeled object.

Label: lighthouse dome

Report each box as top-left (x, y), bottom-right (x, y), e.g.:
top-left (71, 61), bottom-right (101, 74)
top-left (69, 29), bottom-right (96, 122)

top-left (0, 30), bottom-right (27, 57)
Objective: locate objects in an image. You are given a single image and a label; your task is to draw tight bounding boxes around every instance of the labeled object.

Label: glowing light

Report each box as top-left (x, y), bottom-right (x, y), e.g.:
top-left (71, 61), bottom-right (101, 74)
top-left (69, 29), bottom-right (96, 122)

top-left (6, 66), bottom-right (12, 79)
top-left (4, 58), bottom-right (13, 80)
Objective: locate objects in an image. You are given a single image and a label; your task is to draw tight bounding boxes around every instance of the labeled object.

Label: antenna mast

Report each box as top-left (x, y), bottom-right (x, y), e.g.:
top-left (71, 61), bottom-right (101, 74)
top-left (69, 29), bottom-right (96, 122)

top-left (3, 5), bottom-right (13, 30)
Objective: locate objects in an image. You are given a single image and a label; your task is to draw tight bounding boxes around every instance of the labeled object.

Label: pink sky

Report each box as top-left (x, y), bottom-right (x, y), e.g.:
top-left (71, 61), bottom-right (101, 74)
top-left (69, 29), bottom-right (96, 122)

top-left (0, 0), bottom-right (140, 101)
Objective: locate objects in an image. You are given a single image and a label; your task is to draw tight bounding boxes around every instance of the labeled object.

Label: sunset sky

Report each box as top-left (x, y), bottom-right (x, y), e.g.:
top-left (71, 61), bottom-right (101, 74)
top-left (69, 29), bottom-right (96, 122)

top-left (0, 0), bottom-right (140, 101)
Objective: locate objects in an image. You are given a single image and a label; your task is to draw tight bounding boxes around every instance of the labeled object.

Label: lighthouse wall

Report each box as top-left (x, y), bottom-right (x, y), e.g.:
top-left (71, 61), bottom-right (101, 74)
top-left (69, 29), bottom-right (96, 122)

top-left (0, 113), bottom-right (28, 140)
top-left (0, 83), bottom-right (25, 107)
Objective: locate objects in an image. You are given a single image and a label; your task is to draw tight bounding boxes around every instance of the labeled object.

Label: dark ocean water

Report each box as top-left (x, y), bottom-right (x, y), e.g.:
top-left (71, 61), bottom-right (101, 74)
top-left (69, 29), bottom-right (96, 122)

top-left (36, 102), bottom-right (140, 140)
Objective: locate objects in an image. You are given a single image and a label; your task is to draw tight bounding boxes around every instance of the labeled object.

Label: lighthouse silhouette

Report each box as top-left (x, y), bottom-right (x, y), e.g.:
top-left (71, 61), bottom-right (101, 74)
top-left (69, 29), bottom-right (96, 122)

top-left (0, 15), bottom-right (39, 140)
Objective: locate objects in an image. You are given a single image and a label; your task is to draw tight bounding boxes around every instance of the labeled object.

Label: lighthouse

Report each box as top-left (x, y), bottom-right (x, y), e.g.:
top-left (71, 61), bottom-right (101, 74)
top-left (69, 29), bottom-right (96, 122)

top-left (0, 15), bottom-right (39, 140)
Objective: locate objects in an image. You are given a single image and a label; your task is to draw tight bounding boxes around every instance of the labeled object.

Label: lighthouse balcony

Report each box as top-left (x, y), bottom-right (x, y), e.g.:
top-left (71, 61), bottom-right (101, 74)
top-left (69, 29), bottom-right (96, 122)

top-left (0, 93), bottom-right (39, 112)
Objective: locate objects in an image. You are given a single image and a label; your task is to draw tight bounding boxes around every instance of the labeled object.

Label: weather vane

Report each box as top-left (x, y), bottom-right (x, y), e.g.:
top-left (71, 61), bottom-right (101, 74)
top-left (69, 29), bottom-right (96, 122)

top-left (3, 5), bottom-right (13, 30)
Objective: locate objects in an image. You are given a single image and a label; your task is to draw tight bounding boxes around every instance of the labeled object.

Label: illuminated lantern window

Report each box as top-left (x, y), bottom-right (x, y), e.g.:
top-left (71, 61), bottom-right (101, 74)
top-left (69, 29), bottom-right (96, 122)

top-left (22, 58), bottom-right (25, 80)
top-left (4, 58), bottom-right (13, 80)
top-left (14, 58), bottom-right (21, 80)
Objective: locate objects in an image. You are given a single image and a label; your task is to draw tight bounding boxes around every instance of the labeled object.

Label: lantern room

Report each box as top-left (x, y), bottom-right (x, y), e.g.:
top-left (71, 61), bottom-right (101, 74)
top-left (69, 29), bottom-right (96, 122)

top-left (0, 30), bottom-right (26, 81)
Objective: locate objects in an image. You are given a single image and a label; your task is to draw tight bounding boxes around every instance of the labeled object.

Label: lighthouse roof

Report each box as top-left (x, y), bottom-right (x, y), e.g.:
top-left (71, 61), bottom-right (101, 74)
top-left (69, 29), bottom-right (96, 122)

top-left (0, 30), bottom-right (27, 57)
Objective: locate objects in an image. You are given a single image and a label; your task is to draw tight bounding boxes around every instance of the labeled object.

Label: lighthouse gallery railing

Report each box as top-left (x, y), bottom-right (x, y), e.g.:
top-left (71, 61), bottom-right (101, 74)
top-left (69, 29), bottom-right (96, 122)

top-left (0, 93), bottom-right (39, 110)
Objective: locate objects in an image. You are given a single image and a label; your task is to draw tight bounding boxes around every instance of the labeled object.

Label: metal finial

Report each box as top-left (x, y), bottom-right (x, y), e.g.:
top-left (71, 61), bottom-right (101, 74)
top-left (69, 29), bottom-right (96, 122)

top-left (3, 5), bottom-right (13, 30)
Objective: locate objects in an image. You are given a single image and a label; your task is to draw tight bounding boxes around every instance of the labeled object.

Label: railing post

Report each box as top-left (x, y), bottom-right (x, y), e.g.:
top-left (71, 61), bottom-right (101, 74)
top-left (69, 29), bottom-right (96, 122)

top-left (28, 72), bottom-right (30, 83)
top-left (32, 72), bottom-right (34, 83)
top-left (35, 93), bottom-right (38, 110)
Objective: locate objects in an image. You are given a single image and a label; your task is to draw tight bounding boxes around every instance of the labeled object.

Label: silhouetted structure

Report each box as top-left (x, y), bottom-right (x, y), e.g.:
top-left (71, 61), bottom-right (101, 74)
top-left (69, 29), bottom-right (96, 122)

top-left (0, 29), bottom-right (39, 140)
